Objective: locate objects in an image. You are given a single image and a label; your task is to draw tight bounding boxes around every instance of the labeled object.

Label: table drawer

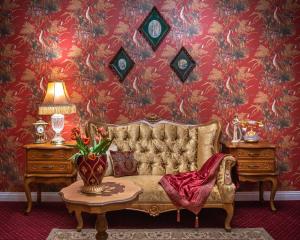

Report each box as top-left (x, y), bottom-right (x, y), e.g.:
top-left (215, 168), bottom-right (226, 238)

top-left (27, 161), bottom-right (73, 174)
top-left (238, 160), bottom-right (275, 172)
top-left (236, 148), bottom-right (274, 159)
top-left (27, 149), bottom-right (72, 161)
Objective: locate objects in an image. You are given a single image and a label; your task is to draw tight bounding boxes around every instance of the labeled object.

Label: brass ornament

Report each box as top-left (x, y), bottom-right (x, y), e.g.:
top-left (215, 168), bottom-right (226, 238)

top-left (33, 120), bottom-right (48, 144)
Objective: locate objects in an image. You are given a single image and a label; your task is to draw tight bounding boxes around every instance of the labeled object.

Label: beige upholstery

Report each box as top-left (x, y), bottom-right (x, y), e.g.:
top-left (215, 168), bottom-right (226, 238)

top-left (88, 121), bottom-right (221, 175)
top-left (119, 175), bottom-right (222, 203)
top-left (197, 121), bottom-right (220, 168)
top-left (110, 123), bottom-right (198, 175)
top-left (86, 119), bottom-right (236, 230)
top-left (217, 155), bottom-right (236, 203)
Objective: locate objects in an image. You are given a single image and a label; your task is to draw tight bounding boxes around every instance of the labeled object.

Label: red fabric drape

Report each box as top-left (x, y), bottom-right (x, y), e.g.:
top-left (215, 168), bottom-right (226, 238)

top-left (159, 153), bottom-right (226, 214)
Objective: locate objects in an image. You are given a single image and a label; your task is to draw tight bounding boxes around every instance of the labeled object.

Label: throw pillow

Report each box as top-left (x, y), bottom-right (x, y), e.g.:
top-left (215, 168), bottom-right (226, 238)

top-left (110, 151), bottom-right (138, 177)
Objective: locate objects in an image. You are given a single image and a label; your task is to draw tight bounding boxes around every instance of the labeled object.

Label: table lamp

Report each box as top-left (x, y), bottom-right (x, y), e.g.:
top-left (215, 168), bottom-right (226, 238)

top-left (38, 81), bottom-right (76, 145)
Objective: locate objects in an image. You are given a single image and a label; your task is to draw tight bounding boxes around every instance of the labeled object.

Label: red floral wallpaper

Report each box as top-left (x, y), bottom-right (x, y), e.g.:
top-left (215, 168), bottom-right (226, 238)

top-left (1, 0), bottom-right (300, 191)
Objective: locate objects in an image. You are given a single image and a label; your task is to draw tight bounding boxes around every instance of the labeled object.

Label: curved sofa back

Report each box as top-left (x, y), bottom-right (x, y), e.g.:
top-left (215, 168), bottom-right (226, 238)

top-left (86, 120), bottom-right (221, 175)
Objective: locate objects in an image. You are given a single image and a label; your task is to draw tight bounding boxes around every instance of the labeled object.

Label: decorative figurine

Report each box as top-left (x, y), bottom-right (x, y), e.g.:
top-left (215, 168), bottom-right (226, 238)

top-left (231, 115), bottom-right (242, 143)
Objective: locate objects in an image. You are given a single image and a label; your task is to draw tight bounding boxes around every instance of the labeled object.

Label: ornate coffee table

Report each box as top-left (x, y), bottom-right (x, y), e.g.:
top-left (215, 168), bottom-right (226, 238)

top-left (60, 177), bottom-right (142, 240)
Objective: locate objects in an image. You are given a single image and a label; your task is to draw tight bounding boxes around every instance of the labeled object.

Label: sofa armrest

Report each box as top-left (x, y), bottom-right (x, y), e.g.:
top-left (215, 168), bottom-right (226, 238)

top-left (216, 155), bottom-right (236, 203)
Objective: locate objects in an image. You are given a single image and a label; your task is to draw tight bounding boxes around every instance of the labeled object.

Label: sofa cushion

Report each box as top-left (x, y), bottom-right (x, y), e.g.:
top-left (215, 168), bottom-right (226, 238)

top-left (197, 121), bottom-right (220, 168)
top-left (107, 123), bottom-right (198, 175)
top-left (111, 151), bottom-right (138, 177)
top-left (87, 120), bottom-right (221, 174)
top-left (116, 175), bottom-right (222, 203)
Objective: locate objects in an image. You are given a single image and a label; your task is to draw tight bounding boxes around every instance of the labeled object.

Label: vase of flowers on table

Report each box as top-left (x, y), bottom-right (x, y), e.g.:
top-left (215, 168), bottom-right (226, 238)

top-left (70, 127), bottom-right (112, 195)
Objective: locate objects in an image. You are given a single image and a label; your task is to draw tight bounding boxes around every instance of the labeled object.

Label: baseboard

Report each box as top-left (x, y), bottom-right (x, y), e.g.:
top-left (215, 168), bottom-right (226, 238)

top-left (235, 191), bottom-right (300, 201)
top-left (0, 192), bottom-right (61, 202)
top-left (0, 191), bottom-right (300, 202)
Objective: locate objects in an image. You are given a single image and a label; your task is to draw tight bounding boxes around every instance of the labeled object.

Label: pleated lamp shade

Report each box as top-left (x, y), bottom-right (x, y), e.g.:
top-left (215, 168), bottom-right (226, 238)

top-left (38, 81), bottom-right (76, 115)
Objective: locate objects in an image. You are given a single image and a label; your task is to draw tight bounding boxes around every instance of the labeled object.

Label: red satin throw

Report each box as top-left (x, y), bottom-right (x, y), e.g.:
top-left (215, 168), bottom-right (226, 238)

top-left (159, 153), bottom-right (226, 215)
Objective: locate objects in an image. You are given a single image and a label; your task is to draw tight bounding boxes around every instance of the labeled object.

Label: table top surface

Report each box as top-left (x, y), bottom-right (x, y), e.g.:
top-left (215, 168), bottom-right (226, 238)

top-left (24, 141), bottom-right (76, 149)
top-left (222, 141), bottom-right (276, 149)
top-left (60, 177), bottom-right (142, 206)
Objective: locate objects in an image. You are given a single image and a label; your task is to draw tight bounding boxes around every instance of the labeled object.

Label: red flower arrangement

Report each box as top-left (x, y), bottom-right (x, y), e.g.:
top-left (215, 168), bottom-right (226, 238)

top-left (70, 127), bottom-right (112, 162)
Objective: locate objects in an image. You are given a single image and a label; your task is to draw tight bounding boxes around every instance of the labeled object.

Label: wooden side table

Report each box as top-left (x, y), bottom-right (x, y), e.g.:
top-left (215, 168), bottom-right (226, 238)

top-left (222, 141), bottom-right (278, 211)
top-left (60, 177), bottom-right (142, 240)
top-left (23, 142), bottom-right (77, 214)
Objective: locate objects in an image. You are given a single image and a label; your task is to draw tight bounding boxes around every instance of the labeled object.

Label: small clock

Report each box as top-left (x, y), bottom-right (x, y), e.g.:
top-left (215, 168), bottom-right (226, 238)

top-left (33, 120), bottom-right (48, 144)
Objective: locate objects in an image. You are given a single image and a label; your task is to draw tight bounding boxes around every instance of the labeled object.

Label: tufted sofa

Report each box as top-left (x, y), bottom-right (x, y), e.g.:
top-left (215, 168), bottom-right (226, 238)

top-left (86, 119), bottom-right (236, 230)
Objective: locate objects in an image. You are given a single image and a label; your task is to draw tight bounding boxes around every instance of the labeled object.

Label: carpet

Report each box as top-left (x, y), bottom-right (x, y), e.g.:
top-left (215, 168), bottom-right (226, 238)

top-left (47, 228), bottom-right (273, 240)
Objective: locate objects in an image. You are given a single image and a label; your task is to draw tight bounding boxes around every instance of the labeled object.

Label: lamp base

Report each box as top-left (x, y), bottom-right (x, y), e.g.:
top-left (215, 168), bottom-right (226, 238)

top-left (50, 113), bottom-right (65, 145)
top-left (51, 133), bottom-right (65, 145)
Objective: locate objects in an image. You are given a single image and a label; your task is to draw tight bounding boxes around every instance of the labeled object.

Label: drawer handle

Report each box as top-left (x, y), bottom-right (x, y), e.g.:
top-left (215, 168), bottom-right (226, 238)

top-left (248, 153), bottom-right (260, 157)
top-left (41, 165), bottom-right (54, 169)
top-left (247, 164), bottom-right (259, 168)
top-left (40, 153), bottom-right (54, 158)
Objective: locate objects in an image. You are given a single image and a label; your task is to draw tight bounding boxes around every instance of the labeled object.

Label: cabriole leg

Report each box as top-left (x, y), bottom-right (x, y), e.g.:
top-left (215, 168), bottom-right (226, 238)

top-left (75, 210), bottom-right (83, 232)
top-left (224, 203), bottom-right (234, 232)
top-left (270, 177), bottom-right (278, 211)
top-left (24, 177), bottom-right (33, 214)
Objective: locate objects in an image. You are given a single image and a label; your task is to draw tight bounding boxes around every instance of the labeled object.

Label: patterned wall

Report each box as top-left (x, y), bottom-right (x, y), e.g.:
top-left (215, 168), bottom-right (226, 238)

top-left (1, 0), bottom-right (300, 191)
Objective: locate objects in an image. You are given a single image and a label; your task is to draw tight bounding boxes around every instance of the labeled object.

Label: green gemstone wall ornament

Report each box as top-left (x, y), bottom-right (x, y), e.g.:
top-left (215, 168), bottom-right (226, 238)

top-left (170, 47), bottom-right (196, 83)
top-left (109, 47), bottom-right (135, 82)
top-left (138, 6), bottom-right (170, 51)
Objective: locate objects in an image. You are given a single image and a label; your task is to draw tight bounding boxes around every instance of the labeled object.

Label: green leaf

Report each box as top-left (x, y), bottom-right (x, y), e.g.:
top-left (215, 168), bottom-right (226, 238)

top-left (92, 139), bottom-right (113, 155)
top-left (101, 139), bottom-right (113, 153)
top-left (76, 138), bottom-right (89, 155)
top-left (69, 152), bottom-right (82, 165)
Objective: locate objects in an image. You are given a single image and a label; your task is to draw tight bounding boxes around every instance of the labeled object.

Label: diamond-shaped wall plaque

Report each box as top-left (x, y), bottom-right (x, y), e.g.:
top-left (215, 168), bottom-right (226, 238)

top-left (109, 47), bottom-right (135, 82)
top-left (170, 47), bottom-right (196, 82)
top-left (138, 6), bottom-right (170, 51)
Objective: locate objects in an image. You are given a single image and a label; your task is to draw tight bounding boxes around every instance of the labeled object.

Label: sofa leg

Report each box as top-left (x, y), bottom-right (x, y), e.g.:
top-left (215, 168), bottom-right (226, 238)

top-left (176, 209), bottom-right (180, 223)
top-left (224, 203), bottom-right (234, 232)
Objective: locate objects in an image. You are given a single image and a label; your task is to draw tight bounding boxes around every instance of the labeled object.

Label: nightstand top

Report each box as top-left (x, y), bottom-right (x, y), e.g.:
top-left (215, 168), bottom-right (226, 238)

top-left (223, 141), bottom-right (275, 149)
top-left (24, 141), bottom-right (76, 149)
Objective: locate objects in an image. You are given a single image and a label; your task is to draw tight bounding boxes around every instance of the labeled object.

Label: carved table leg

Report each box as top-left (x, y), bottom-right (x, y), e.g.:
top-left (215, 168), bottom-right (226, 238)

top-left (75, 210), bottom-right (83, 232)
top-left (194, 215), bottom-right (199, 228)
top-left (270, 177), bottom-right (278, 211)
top-left (37, 184), bottom-right (42, 203)
top-left (176, 209), bottom-right (180, 222)
top-left (259, 181), bottom-right (264, 203)
top-left (24, 177), bottom-right (32, 214)
top-left (95, 213), bottom-right (108, 240)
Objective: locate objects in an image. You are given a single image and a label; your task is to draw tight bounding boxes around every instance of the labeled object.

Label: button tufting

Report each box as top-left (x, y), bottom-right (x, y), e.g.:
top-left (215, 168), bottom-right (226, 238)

top-left (179, 149), bottom-right (185, 154)
top-left (174, 162), bottom-right (180, 168)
